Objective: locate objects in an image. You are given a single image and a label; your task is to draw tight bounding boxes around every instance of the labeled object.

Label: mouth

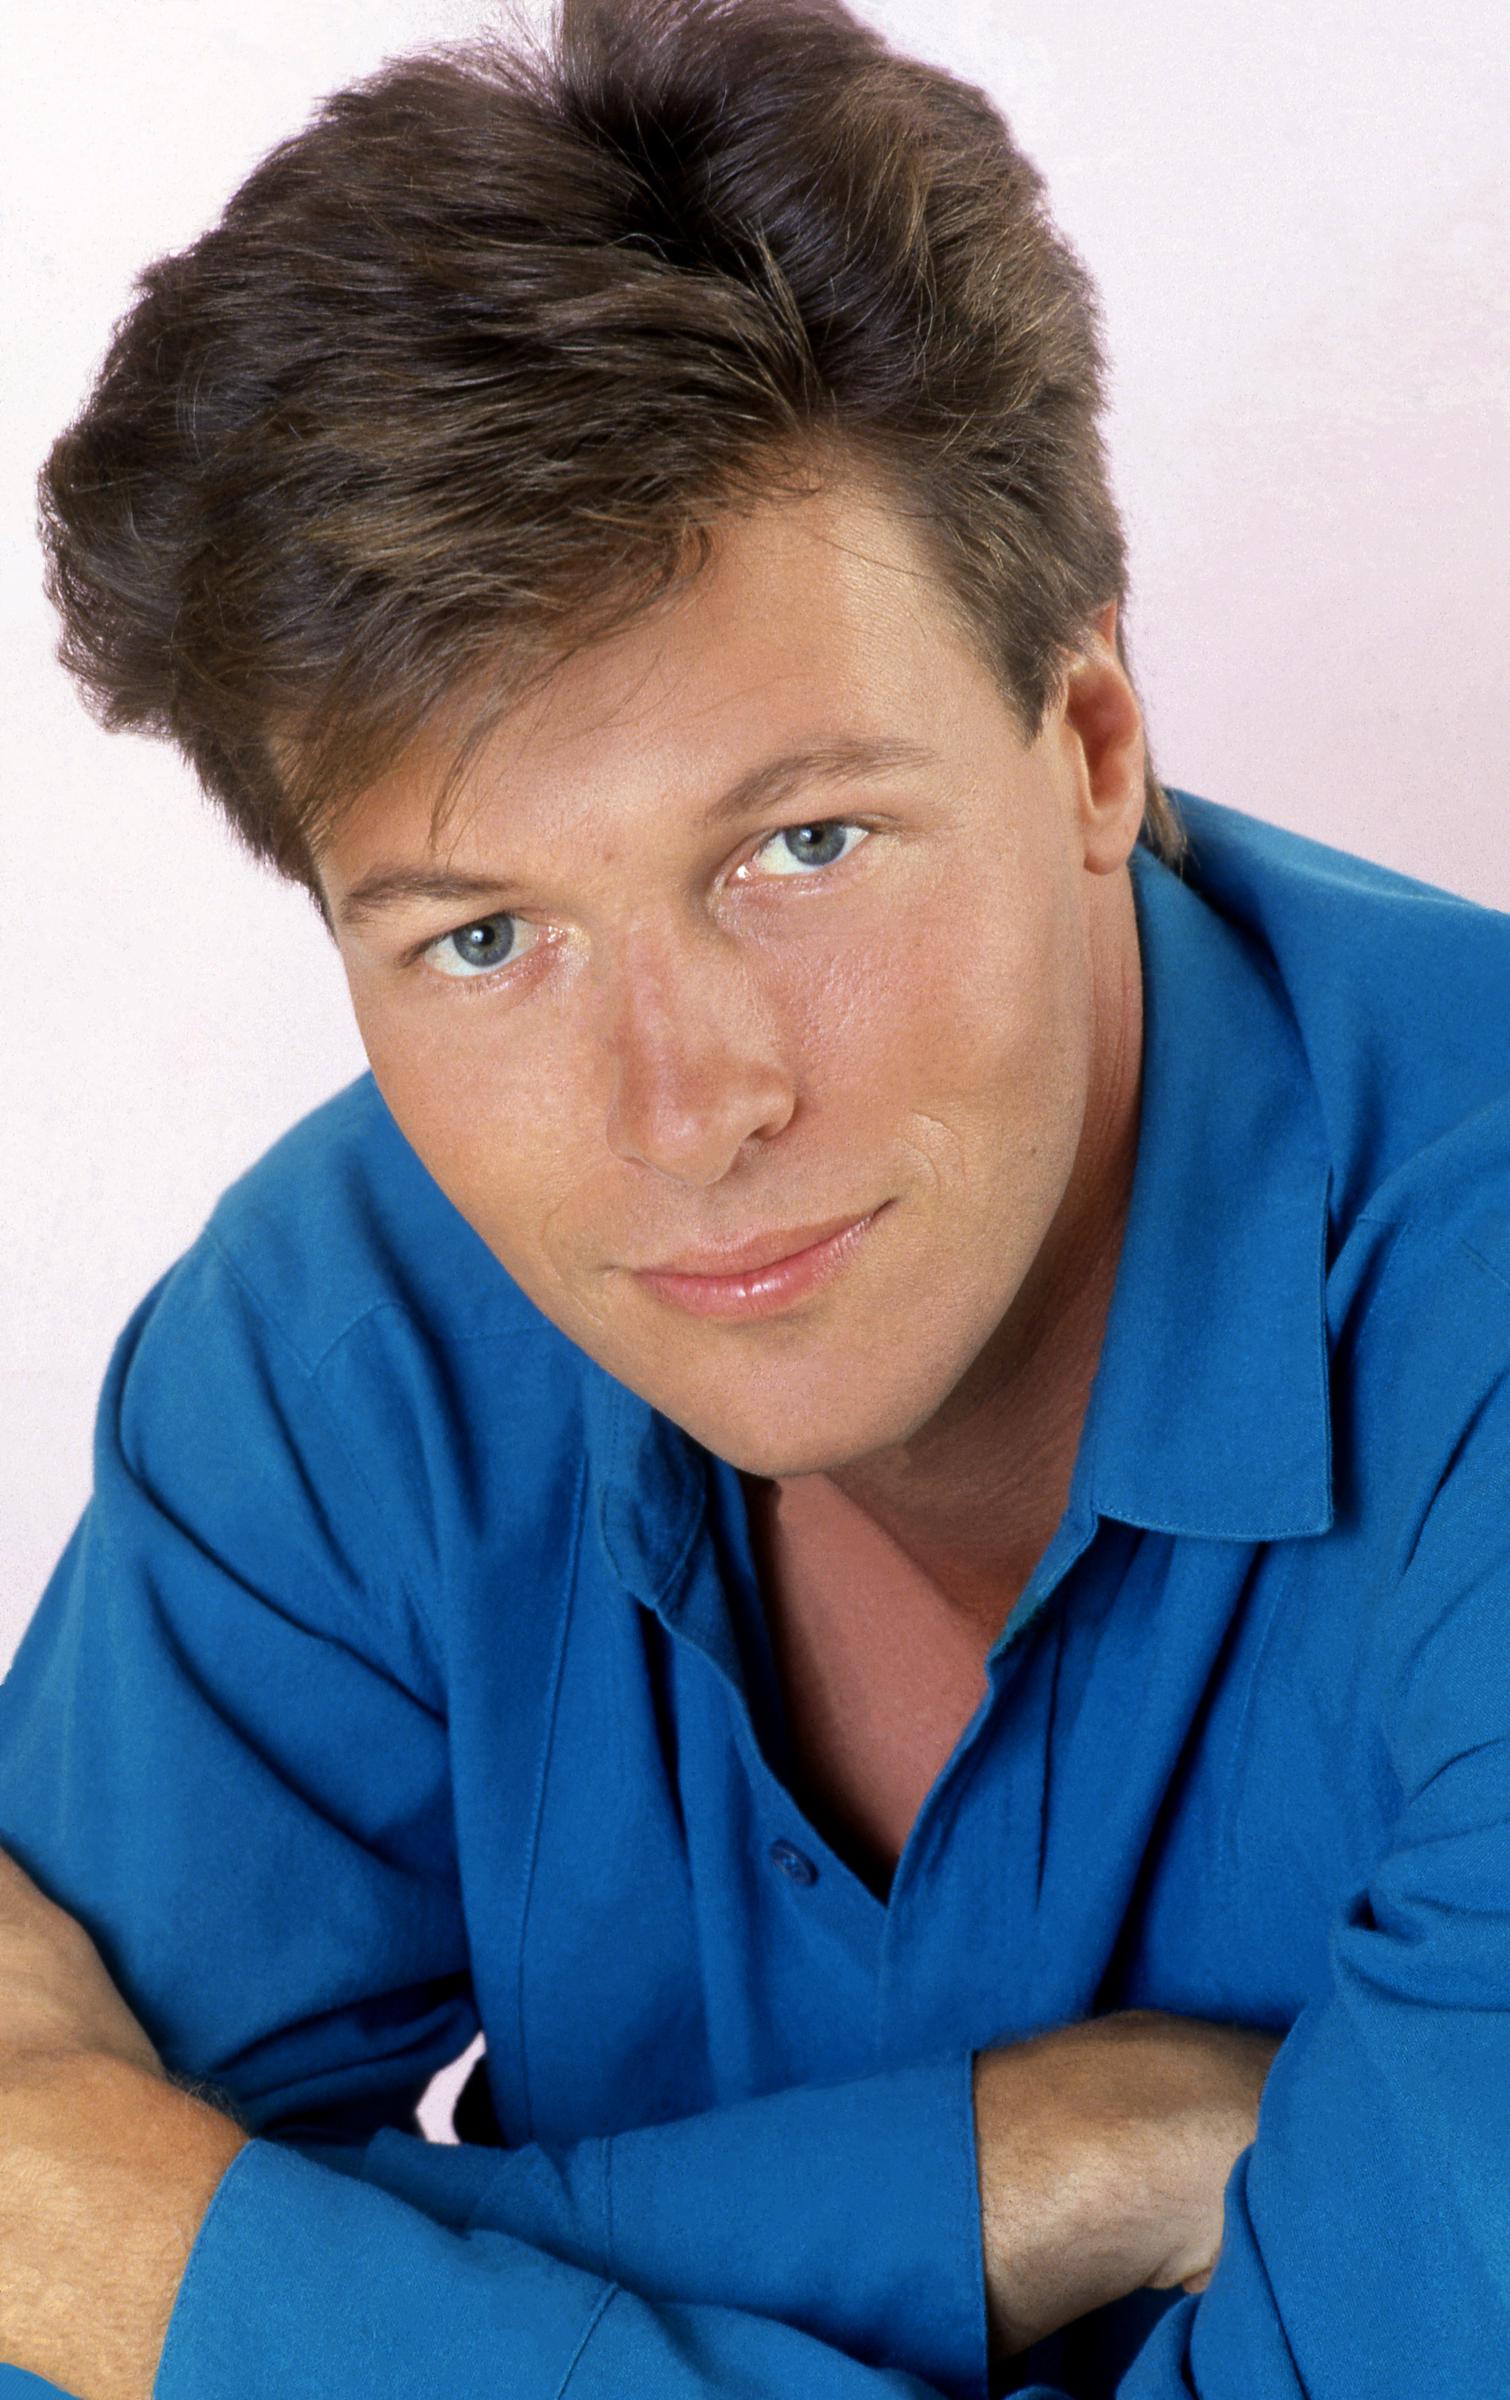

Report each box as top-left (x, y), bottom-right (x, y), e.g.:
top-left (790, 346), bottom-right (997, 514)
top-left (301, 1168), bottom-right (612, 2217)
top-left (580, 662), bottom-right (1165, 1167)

top-left (629, 1203), bottom-right (889, 1320)
top-left (637, 1209), bottom-right (878, 1279)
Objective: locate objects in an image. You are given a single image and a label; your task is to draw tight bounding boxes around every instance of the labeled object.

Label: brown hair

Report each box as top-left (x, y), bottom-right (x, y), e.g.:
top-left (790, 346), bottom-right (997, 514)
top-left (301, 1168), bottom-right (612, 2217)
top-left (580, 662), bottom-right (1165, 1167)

top-left (37, 0), bottom-right (1186, 927)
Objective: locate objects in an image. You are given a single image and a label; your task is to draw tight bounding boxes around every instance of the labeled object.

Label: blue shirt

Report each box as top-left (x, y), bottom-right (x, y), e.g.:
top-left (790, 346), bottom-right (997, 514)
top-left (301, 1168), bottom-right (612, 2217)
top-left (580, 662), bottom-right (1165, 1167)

top-left (4, 787), bottom-right (1510, 2400)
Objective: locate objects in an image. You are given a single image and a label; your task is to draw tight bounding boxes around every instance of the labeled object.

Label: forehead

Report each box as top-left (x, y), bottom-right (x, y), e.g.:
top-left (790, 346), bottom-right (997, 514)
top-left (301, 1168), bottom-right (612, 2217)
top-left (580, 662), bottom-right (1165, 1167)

top-left (318, 474), bottom-right (986, 877)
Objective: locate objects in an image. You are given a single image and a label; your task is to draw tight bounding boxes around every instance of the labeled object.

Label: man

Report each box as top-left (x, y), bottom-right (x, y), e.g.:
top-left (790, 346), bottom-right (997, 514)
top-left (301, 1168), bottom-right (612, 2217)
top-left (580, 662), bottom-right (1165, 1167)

top-left (4, 1), bottom-right (1508, 2396)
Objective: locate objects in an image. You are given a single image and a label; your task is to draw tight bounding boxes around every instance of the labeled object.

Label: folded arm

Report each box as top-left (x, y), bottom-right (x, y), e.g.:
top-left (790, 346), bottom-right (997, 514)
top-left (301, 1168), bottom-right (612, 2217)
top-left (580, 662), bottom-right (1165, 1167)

top-left (8, 1242), bottom-right (1504, 2398)
top-left (0, 1953), bottom-right (1272, 2400)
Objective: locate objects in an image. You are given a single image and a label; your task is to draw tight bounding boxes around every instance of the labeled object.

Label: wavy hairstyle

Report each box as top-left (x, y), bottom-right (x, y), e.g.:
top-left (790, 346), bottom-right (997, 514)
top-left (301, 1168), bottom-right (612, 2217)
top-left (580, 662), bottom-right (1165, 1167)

top-left (37, 0), bottom-right (1186, 922)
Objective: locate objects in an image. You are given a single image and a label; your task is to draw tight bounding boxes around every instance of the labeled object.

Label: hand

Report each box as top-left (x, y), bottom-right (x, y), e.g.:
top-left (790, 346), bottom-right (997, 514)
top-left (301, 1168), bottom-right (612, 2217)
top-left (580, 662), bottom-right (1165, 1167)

top-left (973, 2008), bottom-right (1282, 2363)
top-left (1079, 2010), bottom-right (1281, 2296)
top-left (0, 1840), bottom-right (166, 2080)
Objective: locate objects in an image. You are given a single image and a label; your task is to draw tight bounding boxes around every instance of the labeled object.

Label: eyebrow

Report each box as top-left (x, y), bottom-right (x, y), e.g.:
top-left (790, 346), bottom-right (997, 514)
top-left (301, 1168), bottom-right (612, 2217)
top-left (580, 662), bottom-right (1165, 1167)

top-left (333, 734), bottom-right (939, 930)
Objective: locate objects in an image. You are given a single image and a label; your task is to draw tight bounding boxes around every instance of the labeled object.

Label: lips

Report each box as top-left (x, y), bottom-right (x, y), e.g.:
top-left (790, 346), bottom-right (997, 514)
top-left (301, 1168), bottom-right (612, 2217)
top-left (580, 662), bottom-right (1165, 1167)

top-left (637, 1210), bottom-right (872, 1278)
top-left (632, 1206), bottom-right (886, 1320)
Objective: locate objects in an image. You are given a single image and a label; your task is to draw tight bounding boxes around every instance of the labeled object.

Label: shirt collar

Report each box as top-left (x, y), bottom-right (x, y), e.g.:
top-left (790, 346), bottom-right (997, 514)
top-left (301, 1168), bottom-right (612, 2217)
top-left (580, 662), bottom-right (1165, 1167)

top-left (586, 1364), bottom-right (708, 1609)
top-left (586, 802), bottom-right (1337, 1603)
top-left (1079, 826), bottom-right (1334, 1542)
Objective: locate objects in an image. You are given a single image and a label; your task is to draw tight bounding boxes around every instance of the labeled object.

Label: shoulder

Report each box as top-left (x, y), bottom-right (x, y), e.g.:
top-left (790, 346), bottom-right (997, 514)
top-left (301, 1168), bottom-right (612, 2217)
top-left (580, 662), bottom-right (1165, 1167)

top-left (200, 1070), bottom-right (546, 1366)
top-left (107, 1074), bottom-right (599, 1668)
top-left (1169, 790), bottom-right (1510, 1246)
top-left (1168, 792), bottom-right (1510, 1384)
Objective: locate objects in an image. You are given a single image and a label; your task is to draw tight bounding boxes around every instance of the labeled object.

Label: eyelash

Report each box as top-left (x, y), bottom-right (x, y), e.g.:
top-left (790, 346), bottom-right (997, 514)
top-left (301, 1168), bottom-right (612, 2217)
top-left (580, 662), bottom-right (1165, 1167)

top-left (410, 817), bottom-right (873, 996)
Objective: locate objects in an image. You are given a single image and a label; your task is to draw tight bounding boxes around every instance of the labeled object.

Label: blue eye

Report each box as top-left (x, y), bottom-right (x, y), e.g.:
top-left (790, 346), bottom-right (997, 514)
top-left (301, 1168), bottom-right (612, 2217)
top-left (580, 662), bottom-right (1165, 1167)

top-left (422, 914), bottom-right (536, 982)
top-left (752, 820), bottom-right (868, 876)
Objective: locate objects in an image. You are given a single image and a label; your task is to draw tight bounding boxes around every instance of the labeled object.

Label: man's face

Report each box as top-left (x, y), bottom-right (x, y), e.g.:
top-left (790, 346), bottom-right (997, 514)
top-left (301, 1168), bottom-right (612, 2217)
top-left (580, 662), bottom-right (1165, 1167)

top-left (316, 475), bottom-right (1143, 1481)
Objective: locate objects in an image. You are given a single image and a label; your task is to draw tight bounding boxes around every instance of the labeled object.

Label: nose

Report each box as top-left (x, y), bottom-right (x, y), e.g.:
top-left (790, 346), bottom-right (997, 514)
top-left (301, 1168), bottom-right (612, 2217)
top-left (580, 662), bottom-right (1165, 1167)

top-left (598, 921), bottom-right (795, 1184)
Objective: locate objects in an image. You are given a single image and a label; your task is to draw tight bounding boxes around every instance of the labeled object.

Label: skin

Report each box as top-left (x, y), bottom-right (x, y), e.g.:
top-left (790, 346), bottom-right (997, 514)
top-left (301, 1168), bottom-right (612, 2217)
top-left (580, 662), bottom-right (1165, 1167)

top-left (316, 471), bottom-right (1148, 1639)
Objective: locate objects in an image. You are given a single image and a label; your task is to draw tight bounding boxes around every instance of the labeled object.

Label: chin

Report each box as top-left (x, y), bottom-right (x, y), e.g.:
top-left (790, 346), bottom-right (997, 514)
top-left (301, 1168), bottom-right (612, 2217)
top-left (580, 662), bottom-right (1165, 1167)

top-left (669, 1385), bottom-right (908, 1483)
top-left (620, 1309), bottom-right (954, 1475)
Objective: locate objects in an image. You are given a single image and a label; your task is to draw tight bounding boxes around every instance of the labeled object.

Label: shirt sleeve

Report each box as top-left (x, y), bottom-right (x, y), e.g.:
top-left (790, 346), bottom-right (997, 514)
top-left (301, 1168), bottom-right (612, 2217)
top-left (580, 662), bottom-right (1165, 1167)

top-left (1014, 1368), bottom-right (1510, 2400)
top-left (0, 1235), bottom-right (988, 2400)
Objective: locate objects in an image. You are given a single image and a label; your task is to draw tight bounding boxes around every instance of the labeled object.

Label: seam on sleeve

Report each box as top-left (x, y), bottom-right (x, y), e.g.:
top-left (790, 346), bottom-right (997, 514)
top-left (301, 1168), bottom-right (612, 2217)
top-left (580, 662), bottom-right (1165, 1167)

top-left (600, 2133), bottom-right (616, 2282)
top-left (509, 1441), bottom-right (591, 2145)
top-left (1395, 1363), bottom-right (1510, 1591)
top-left (200, 1227), bottom-right (448, 1703)
top-left (1460, 1236), bottom-right (1510, 1300)
top-left (553, 2285), bottom-right (624, 2400)
top-left (203, 1224), bottom-right (398, 1381)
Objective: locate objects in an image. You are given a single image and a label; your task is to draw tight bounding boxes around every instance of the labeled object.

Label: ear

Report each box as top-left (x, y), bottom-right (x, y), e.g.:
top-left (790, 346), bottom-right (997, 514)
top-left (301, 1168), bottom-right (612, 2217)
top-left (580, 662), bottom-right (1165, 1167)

top-left (1059, 599), bottom-right (1148, 876)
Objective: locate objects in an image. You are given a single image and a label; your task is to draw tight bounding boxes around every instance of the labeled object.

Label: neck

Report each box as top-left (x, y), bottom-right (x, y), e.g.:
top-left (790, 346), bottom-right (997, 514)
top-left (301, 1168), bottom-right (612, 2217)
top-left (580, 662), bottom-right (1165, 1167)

top-left (824, 1161), bottom-right (1132, 1627)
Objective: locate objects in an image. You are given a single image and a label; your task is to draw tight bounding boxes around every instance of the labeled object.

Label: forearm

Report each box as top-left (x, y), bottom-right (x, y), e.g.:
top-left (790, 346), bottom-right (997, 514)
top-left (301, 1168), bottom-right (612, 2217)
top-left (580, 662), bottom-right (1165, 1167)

top-left (972, 2034), bottom-right (1148, 2372)
top-left (6, 2045), bottom-right (987, 2400)
top-left (972, 2010), bottom-right (1280, 2367)
top-left (0, 1999), bottom-right (1254, 2400)
top-left (0, 2049), bottom-right (249, 2400)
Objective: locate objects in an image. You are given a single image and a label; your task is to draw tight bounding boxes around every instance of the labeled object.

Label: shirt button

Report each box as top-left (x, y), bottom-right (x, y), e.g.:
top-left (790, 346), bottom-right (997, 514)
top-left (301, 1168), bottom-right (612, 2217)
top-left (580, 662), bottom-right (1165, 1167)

top-left (769, 1838), bottom-right (818, 1886)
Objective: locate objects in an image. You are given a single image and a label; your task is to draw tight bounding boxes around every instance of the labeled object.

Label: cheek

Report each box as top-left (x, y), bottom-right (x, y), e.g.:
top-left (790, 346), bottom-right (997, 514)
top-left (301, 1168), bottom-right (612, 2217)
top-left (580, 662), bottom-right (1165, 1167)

top-left (860, 879), bottom-right (1079, 1103)
top-left (875, 887), bottom-right (1089, 1222)
top-left (353, 1003), bottom-right (572, 1254)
